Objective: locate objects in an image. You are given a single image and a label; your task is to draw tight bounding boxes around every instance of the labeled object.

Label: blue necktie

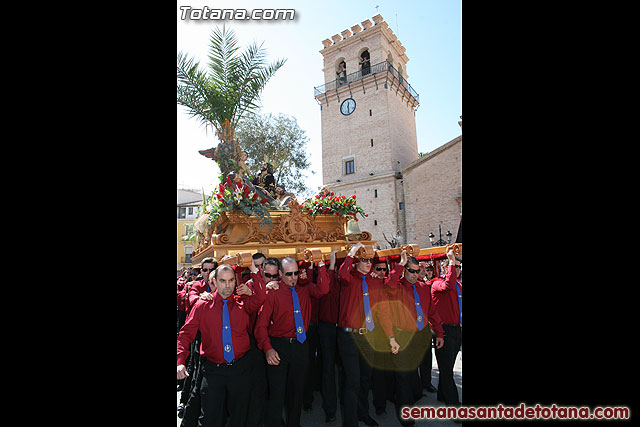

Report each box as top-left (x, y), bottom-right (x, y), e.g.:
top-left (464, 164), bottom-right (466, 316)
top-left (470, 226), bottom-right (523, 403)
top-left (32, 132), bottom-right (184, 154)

top-left (361, 276), bottom-right (375, 331)
top-left (291, 287), bottom-right (306, 343)
top-left (456, 281), bottom-right (462, 326)
top-left (221, 299), bottom-right (234, 362)
top-left (412, 284), bottom-right (425, 331)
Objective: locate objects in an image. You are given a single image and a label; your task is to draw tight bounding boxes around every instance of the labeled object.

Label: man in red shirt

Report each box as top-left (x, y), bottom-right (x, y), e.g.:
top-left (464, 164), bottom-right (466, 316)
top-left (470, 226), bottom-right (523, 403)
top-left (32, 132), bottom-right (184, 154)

top-left (337, 242), bottom-right (404, 427)
top-left (255, 257), bottom-right (329, 427)
top-left (178, 260), bottom-right (216, 425)
top-left (417, 262), bottom-right (438, 393)
top-left (186, 258), bottom-right (218, 311)
top-left (430, 249), bottom-right (461, 408)
top-left (386, 256), bottom-right (444, 426)
top-left (245, 257), bottom-right (280, 427)
top-left (177, 261), bottom-right (265, 427)
top-left (316, 251), bottom-right (339, 423)
top-left (368, 259), bottom-right (395, 417)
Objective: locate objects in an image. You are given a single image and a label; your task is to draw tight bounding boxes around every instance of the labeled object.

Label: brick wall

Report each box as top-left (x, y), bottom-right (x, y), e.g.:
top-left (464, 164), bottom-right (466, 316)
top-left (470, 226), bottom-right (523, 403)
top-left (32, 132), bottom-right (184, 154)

top-left (402, 137), bottom-right (462, 248)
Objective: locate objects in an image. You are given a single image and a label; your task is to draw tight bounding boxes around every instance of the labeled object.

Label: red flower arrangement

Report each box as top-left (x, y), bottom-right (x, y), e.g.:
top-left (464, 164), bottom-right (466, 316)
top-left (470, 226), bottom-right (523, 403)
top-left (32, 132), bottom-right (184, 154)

top-left (301, 192), bottom-right (367, 219)
top-left (204, 177), bottom-right (272, 225)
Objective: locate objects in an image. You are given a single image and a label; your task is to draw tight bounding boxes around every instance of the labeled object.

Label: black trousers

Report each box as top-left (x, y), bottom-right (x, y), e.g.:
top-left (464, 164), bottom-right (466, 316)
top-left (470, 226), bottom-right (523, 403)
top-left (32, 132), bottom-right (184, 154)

top-left (199, 354), bottom-right (252, 427)
top-left (317, 322), bottom-right (338, 418)
top-left (418, 334), bottom-right (436, 388)
top-left (391, 328), bottom-right (430, 420)
top-left (370, 325), bottom-right (395, 411)
top-left (435, 324), bottom-right (461, 406)
top-left (336, 328), bottom-right (375, 427)
top-left (303, 322), bottom-right (320, 408)
top-left (265, 337), bottom-right (309, 427)
top-left (181, 332), bottom-right (203, 427)
top-left (247, 335), bottom-right (268, 427)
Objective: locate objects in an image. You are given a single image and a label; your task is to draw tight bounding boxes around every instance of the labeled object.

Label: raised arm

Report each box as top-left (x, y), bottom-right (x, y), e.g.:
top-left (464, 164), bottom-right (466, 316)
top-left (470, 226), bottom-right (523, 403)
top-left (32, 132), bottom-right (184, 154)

top-left (308, 263), bottom-right (329, 298)
top-left (430, 250), bottom-right (457, 292)
top-left (242, 262), bottom-right (266, 313)
top-left (338, 243), bottom-right (363, 285)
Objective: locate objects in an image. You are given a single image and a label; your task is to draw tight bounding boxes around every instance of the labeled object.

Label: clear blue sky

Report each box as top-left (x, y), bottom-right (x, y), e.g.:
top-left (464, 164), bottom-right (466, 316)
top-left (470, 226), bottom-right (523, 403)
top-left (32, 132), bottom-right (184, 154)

top-left (177, 0), bottom-right (461, 195)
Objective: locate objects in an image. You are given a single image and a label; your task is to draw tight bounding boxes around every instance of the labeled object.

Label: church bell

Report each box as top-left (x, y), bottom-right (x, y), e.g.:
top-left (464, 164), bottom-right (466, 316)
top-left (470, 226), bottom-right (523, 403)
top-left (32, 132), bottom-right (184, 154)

top-left (344, 219), bottom-right (362, 240)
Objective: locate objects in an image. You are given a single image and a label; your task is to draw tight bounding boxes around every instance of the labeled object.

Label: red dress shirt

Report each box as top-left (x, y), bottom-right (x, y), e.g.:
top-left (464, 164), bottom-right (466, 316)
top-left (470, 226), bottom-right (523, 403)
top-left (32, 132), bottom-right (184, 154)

top-left (386, 277), bottom-right (444, 338)
top-left (177, 271), bottom-right (266, 365)
top-left (297, 264), bottom-right (318, 323)
top-left (429, 265), bottom-right (460, 325)
top-left (177, 278), bottom-right (187, 311)
top-left (255, 265), bottom-right (329, 352)
top-left (337, 256), bottom-right (402, 337)
top-left (187, 279), bottom-right (211, 309)
top-left (317, 268), bottom-right (340, 324)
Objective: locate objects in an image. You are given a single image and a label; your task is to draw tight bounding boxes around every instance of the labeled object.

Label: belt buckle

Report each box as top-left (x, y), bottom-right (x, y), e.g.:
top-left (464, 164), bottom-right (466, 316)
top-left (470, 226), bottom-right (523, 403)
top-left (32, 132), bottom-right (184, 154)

top-left (358, 328), bottom-right (367, 335)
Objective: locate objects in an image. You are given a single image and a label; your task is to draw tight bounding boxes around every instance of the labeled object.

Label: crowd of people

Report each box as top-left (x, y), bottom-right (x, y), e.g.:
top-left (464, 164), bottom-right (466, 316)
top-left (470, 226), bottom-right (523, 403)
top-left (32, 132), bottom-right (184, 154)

top-left (176, 243), bottom-right (462, 427)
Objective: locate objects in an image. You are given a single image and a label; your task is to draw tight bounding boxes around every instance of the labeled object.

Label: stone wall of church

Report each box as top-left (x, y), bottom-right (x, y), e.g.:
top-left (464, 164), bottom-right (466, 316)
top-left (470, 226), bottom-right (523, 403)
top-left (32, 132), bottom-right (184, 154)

top-left (402, 137), bottom-right (462, 249)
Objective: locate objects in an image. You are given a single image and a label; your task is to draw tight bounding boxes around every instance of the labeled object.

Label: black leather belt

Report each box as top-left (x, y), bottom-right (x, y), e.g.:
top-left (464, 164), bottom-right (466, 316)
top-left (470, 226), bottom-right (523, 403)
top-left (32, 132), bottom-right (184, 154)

top-left (342, 327), bottom-right (368, 335)
top-left (205, 351), bottom-right (248, 367)
top-left (271, 336), bottom-right (299, 344)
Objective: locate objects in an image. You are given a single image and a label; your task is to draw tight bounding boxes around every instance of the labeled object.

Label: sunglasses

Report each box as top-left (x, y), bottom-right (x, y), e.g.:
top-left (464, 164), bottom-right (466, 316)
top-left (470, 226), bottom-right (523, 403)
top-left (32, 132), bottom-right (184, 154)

top-left (359, 258), bottom-right (373, 263)
top-left (455, 265), bottom-right (462, 269)
top-left (283, 270), bottom-right (300, 277)
top-left (406, 267), bottom-right (420, 274)
top-left (375, 267), bottom-right (388, 272)
top-left (264, 272), bottom-right (279, 279)
top-left (201, 268), bottom-right (215, 273)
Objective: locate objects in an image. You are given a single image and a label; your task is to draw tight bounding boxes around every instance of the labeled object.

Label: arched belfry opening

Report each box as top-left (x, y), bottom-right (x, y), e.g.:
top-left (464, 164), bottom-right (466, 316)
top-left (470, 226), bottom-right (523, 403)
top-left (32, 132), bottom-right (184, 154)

top-left (359, 49), bottom-right (371, 76)
top-left (336, 59), bottom-right (346, 86)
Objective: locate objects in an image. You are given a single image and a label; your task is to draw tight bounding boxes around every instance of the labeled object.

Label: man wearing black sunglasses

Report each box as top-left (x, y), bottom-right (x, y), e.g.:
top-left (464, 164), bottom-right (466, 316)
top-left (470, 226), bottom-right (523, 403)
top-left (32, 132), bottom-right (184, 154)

top-left (255, 257), bottom-right (329, 427)
top-left (186, 258), bottom-right (218, 307)
top-left (178, 258), bottom-right (216, 425)
top-left (386, 256), bottom-right (444, 426)
top-left (337, 242), bottom-right (406, 427)
top-left (369, 259), bottom-right (397, 417)
top-left (430, 249), bottom-right (462, 411)
top-left (245, 257), bottom-right (279, 427)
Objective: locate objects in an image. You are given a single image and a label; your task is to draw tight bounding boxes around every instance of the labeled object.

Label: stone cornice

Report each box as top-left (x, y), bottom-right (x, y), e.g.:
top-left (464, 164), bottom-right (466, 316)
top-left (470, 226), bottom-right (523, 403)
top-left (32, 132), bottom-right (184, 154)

top-left (319, 14), bottom-right (409, 64)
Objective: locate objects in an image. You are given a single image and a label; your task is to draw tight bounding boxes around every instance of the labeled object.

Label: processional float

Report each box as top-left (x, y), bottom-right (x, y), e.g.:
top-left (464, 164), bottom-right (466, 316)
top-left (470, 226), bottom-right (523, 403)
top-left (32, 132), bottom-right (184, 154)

top-left (190, 199), bottom-right (461, 268)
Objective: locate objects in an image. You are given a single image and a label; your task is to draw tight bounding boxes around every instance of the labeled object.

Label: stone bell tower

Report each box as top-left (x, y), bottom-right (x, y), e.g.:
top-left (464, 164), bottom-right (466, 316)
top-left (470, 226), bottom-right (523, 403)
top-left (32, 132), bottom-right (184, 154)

top-left (314, 14), bottom-right (420, 246)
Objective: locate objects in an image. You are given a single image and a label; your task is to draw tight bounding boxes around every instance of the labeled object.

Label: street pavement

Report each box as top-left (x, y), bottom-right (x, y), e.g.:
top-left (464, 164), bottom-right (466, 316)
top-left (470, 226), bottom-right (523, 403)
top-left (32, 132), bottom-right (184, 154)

top-left (177, 348), bottom-right (462, 426)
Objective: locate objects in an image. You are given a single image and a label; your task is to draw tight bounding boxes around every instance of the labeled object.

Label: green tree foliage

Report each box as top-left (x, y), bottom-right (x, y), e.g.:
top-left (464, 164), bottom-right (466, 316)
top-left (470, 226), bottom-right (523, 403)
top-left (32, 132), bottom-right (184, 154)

top-left (236, 113), bottom-right (314, 199)
top-left (177, 25), bottom-right (286, 136)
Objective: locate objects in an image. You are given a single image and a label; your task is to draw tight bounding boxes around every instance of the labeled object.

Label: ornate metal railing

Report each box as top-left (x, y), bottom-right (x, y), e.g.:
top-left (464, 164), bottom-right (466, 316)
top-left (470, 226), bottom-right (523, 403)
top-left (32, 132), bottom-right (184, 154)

top-left (314, 60), bottom-right (419, 103)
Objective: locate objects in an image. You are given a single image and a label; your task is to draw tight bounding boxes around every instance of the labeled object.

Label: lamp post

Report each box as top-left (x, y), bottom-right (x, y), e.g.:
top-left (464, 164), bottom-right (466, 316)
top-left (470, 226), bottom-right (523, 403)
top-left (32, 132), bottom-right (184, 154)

top-left (428, 224), bottom-right (452, 247)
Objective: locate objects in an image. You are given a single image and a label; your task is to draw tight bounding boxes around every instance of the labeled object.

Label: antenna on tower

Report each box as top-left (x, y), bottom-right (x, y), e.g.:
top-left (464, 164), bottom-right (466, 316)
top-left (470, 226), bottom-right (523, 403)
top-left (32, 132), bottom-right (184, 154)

top-left (375, 5), bottom-right (379, 13)
top-left (395, 13), bottom-right (399, 37)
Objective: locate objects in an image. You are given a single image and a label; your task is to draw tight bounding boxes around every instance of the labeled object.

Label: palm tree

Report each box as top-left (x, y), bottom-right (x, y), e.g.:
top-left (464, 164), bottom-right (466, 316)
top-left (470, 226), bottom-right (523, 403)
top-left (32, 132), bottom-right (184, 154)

top-left (177, 25), bottom-right (286, 176)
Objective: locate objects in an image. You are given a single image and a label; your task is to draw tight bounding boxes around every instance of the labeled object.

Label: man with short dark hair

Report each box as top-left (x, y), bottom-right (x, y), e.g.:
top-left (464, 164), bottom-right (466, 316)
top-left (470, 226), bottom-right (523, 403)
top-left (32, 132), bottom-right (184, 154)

top-left (386, 256), bottom-right (444, 426)
top-left (178, 259), bottom-right (217, 425)
top-left (177, 260), bottom-right (265, 427)
top-left (430, 249), bottom-right (461, 409)
top-left (417, 261), bottom-right (438, 393)
top-left (187, 257), bottom-right (219, 306)
top-left (337, 242), bottom-right (405, 427)
top-left (245, 256), bottom-right (278, 427)
top-left (255, 257), bottom-right (329, 427)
